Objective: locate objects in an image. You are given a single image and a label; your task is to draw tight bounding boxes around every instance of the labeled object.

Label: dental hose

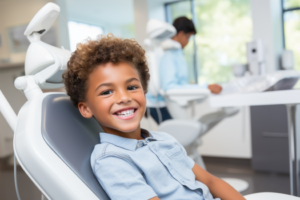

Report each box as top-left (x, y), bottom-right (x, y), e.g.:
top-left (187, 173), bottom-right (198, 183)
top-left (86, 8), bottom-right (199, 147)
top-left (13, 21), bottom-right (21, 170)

top-left (155, 105), bottom-right (162, 124)
top-left (147, 107), bottom-right (152, 130)
top-left (155, 96), bottom-right (162, 124)
top-left (14, 155), bottom-right (22, 200)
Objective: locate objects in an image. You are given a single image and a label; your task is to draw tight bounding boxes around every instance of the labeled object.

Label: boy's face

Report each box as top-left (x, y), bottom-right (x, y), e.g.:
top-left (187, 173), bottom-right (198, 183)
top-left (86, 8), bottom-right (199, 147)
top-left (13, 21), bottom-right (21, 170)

top-left (78, 62), bottom-right (146, 136)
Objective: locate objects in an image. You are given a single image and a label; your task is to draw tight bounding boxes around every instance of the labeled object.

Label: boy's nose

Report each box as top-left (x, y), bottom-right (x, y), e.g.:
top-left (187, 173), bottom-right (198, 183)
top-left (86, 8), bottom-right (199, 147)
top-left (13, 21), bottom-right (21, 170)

top-left (115, 91), bottom-right (132, 104)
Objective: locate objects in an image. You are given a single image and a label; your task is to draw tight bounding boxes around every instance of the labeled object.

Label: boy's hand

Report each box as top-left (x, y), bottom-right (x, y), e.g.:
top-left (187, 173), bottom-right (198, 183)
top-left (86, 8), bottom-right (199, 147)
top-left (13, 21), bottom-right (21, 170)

top-left (149, 197), bottom-right (160, 200)
top-left (208, 84), bottom-right (222, 94)
top-left (192, 163), bottom-right (246, 200)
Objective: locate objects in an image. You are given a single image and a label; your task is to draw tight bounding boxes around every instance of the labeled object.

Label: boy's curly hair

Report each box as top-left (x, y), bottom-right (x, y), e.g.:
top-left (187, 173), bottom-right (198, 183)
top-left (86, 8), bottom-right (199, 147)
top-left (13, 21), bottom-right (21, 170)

top-left (63, 34), bottom-right (150, 107)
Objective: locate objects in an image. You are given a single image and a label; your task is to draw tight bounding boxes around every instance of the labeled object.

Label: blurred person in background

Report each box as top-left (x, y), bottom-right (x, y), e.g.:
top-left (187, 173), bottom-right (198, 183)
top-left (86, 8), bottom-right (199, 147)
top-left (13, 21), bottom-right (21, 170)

top-left (147, 16), bottom-right (222, 124)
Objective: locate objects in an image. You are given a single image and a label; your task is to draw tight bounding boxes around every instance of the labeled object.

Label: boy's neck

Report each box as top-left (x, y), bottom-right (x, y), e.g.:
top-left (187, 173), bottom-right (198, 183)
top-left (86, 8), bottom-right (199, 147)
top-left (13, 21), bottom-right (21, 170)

top-left (102, 125), bottom-right (144, 140)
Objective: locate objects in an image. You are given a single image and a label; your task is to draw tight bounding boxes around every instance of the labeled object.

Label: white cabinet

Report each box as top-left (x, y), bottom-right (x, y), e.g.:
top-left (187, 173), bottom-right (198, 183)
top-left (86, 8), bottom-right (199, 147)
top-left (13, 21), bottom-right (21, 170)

top-left (196, 100), bottom-right (252, 158)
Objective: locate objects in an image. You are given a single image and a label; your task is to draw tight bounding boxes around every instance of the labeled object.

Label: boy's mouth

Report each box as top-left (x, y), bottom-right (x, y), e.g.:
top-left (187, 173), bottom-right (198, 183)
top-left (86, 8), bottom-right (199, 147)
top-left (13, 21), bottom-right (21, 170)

top-left (113, 108), bottom-right (138, 120)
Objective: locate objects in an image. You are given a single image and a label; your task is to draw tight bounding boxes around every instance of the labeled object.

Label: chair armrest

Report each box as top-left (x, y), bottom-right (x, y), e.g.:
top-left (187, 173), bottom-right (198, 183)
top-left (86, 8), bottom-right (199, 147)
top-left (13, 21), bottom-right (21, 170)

top-left (158, 119), bottom-right (203, 147)
top-left (197, 107), bottom-right (240, 133)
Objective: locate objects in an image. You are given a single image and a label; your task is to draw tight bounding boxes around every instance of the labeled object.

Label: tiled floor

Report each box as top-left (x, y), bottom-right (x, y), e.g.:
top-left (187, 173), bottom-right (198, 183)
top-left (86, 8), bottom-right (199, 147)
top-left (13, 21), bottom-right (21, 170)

top-left (0, 156), bottom-right (291, 200)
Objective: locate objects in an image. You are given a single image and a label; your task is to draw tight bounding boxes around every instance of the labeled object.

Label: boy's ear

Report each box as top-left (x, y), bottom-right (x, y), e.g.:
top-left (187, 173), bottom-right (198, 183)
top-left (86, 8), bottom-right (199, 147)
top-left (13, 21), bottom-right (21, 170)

top-left (78, 102), bottom-right (93, 118)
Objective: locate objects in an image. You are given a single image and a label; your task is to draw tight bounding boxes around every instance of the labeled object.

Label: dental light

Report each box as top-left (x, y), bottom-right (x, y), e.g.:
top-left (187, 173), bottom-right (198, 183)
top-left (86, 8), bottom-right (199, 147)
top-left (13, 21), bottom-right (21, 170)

top-left (14, 2), bottom-right (71, 100)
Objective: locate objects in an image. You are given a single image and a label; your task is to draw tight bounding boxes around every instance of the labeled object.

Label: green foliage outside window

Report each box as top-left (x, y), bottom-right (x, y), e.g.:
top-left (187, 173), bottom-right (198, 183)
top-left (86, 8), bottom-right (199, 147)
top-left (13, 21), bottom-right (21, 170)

top-left (284, 0), bottom-right (300, 71)
top-left (284, 0), bottom-right (300, 9)
top-left (168, 0), bottom-right (252, 85)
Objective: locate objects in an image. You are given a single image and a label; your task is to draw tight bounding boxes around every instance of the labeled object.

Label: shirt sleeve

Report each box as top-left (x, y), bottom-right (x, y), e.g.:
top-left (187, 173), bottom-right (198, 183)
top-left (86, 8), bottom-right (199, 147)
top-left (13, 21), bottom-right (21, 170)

top-left (159, 52), bottom-right (207, 91)
top-left (93, 156), bottom-right (157, 200)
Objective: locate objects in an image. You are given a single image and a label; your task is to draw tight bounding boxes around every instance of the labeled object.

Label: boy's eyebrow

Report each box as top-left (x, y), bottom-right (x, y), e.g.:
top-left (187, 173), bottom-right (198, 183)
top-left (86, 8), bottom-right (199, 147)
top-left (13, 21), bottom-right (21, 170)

top-left (95, 77), bottom-right (139, 91)
top-left (95, 83), bottom-right (113, 91)
top-left (126, 77), bottom-right (139, 83)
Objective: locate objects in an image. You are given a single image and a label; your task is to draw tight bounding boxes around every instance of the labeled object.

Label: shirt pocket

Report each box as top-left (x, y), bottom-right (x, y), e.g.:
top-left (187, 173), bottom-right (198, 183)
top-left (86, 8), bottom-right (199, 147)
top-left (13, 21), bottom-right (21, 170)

top-left (165, 145), bottom-right (195, 182)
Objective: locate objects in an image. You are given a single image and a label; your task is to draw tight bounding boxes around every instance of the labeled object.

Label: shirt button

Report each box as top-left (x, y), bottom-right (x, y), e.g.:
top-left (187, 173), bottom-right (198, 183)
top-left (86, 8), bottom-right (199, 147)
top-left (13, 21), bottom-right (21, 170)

top-left (137, 143), bottom-right (140, 148)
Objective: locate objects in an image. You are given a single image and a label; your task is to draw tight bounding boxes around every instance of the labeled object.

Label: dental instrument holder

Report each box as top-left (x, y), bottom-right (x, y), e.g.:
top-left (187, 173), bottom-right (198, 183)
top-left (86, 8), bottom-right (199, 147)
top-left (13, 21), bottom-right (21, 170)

top-left (247, 40), bottom-right (266, 75)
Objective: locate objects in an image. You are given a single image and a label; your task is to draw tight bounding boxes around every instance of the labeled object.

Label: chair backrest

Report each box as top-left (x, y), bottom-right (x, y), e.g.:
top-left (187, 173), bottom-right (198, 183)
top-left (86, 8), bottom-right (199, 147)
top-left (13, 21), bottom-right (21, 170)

top-left (145, 19), bottom-right (176, 98)
top-left (41, 94), bottom-right (109, 200)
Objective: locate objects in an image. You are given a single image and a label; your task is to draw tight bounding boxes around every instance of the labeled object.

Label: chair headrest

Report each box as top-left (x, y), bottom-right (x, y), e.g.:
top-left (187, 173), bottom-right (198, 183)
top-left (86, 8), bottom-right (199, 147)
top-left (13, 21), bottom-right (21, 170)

top-left (41, 94), bottom-right (108, 199)
top-left (146, 19), bottom-right (176, 40)
top-left (161, 39), bottom-right (181, 50)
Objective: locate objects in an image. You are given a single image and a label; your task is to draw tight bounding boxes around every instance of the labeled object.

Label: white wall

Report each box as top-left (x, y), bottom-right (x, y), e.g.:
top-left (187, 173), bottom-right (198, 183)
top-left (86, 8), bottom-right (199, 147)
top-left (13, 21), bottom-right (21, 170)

top-left (197, 103), bottom-right (252, 158)
top-left (250, 0), bottom-right (284, 72)
top-left (55, 0), bottom-right (136, 51)
top-left (147, 0), bottom-right (179, 22)
top-left (147, 0), bottom-right (166, 22)
top-left (133, 0), bottom-right (149, 47)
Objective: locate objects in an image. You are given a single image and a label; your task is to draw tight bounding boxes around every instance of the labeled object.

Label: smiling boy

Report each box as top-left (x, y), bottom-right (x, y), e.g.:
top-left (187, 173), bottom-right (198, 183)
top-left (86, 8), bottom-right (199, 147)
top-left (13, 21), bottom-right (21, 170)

top-left (63, 34), bottom-right (245, 200)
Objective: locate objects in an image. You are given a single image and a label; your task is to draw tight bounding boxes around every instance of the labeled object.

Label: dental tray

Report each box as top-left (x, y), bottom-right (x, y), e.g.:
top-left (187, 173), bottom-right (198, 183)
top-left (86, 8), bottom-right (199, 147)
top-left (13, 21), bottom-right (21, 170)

top-left (221, 70), bottom-right (300, 95)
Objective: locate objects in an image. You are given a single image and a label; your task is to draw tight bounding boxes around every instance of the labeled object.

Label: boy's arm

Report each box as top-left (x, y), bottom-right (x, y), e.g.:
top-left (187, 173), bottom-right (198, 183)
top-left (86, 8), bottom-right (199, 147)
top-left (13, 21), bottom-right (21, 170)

top-left (192, 163), bottom-right (246, 200)
top-left (149, 197), bottom-right (160, 200)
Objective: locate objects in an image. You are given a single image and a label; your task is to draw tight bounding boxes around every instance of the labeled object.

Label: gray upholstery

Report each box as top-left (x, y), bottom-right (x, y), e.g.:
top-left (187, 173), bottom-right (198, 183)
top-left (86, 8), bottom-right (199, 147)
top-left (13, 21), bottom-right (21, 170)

top-left (41, 94), bottom-right (109, 200)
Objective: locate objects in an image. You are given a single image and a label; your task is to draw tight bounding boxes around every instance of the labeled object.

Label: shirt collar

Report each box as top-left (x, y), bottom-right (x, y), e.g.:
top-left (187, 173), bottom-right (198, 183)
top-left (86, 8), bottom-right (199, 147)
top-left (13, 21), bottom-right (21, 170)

top-left (161, 39), bottom-right (181, 50)
top-left (99, 129), bottom-right (159, 151)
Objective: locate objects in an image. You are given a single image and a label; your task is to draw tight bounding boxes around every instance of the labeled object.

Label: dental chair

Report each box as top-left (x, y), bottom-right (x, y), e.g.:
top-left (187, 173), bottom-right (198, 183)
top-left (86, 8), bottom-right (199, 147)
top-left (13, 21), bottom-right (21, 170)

top-left (0, 3), bottom-right (299, 199)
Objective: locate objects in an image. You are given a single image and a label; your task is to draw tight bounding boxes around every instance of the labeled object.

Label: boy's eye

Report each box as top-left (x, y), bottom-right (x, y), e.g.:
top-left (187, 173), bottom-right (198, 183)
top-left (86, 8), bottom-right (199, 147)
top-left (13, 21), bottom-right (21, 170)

top-left (100, 90), bottom-right (113, 95)
top-left (128, 85), bottom-right (138, 90)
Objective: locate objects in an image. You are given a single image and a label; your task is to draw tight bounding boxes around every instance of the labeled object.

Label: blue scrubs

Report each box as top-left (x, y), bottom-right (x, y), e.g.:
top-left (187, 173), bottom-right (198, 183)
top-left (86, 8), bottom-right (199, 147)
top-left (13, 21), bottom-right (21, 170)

top-left (159, 48), bottom-right (205, 91)
top-left (146, 46), bottom-right (206, 124)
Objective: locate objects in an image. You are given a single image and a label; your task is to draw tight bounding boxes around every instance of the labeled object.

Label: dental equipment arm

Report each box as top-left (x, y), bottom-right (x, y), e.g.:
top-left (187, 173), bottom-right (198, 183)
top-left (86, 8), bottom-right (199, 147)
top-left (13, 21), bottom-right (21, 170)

top-left (0, 90), bottom-right (17, 131)
top-left (15, 2), bottom-right (71, 101)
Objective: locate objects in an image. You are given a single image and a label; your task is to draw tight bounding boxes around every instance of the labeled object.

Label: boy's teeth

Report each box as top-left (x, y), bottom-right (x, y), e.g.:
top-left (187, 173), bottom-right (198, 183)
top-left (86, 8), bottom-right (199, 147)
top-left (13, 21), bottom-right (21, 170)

top-left (116, 109), bottom-right (134, 116)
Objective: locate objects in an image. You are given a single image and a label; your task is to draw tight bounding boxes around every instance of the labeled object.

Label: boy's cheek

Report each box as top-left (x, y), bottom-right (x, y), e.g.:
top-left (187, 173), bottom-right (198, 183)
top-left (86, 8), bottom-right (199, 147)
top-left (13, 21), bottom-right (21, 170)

top-left (135, 91), bottom-right (147, 104)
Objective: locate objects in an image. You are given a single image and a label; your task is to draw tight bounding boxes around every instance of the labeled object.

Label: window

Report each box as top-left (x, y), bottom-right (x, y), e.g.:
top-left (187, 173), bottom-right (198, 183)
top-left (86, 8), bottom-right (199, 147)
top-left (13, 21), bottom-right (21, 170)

top-left (282, 0), bottom-right (300, 71)
top-left (68, 21), bottom-right (104, 52)
top-left (165, 0), bottom-right (252, 85)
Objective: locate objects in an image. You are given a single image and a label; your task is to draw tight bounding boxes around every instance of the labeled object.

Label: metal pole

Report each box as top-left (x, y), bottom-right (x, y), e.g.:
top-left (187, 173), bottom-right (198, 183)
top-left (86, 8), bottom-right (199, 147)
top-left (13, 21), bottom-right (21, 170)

top-left (286, 104), bottom-right (298, 196)
top-left (281, 0), bottom-right (286, 48)
top-left (191, 0), bottom-right (198, 84)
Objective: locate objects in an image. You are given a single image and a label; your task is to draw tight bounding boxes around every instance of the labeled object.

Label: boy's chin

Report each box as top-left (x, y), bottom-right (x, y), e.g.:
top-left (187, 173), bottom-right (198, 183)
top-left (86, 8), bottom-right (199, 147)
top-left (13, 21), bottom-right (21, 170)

top-left (116, 123), bottom-right (140, 133)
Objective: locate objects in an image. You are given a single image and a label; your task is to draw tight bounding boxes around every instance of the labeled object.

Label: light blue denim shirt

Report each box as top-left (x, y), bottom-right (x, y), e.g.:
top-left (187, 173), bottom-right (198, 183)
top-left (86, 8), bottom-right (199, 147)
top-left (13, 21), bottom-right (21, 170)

top-left (91, 130), bottom-right (219, 200)
top-left (146, 48), bottom-right (207, 107)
